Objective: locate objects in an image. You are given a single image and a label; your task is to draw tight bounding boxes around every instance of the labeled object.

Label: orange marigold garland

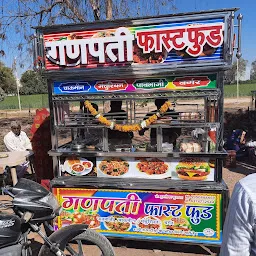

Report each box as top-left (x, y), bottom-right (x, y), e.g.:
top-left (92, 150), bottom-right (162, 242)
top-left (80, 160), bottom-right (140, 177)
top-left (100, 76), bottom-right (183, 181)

top-left (98, 115), bottom-right (111, 127)
top-left (84, 100), bottom-right (171, 132)
top-left (159, 101), bottom-right (171, 114)
top-left (85, 100), bottom-right (98, 116)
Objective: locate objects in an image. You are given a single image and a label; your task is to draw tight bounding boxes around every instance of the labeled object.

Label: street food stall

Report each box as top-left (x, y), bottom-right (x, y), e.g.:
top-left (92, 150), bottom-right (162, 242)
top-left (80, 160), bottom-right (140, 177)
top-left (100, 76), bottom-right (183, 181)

top-left (34, 8), bottom-right (242, 252)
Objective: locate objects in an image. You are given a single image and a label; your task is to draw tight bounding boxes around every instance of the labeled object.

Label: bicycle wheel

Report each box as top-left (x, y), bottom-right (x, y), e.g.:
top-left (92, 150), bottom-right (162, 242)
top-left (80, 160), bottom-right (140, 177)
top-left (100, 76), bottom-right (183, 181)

top-left (39, 229), bottom-right (115, 256)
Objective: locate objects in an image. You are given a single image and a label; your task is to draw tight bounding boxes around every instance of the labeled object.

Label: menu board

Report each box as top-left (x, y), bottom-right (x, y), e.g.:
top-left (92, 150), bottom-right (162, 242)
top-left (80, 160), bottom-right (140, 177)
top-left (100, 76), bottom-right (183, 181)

top-left (53, 74), bottom-right (217, 95)
top-left (53, 188), bottom-right (222, 245)
top-left (96, 157), bottom-right (215, 182)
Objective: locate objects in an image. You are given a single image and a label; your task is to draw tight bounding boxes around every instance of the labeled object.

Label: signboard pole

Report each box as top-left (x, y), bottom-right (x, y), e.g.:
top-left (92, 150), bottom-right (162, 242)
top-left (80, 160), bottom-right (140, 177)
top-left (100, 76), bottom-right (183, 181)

top-left (12, 57), bottom-right (22, 112)
top-left (236, 58), bottom-right (239, 101)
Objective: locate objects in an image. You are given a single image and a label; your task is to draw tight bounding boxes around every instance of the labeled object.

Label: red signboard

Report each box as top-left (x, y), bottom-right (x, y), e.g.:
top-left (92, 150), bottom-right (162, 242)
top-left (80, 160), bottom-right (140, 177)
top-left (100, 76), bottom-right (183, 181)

top-left (94, 80), bottom-right (128, 92)
top-left (173, 76), bottom-right (211, 88)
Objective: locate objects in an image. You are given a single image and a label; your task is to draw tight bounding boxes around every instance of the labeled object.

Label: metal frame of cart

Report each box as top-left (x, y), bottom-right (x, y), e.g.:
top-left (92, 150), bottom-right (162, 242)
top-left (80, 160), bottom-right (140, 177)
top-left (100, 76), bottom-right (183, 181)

top-left (34, 8), bottom-right (242, 254)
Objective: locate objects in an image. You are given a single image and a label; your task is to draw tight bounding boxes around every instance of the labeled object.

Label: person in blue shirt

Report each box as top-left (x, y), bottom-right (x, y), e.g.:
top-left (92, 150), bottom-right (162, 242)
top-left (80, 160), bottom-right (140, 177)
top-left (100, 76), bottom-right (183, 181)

top-left (226, 129), bottom-right (247, 159)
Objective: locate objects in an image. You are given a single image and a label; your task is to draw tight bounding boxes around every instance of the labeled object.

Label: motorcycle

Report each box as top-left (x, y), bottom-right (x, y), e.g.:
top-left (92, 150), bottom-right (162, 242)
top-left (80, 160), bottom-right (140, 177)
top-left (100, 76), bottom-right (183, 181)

top-left (0, 169), bottom-right (115, 256)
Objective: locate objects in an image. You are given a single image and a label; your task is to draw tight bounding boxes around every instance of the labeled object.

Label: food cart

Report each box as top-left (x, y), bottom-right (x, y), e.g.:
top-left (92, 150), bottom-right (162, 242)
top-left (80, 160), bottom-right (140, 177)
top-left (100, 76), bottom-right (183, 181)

top-left (34, 8), bottom-right (242, 253)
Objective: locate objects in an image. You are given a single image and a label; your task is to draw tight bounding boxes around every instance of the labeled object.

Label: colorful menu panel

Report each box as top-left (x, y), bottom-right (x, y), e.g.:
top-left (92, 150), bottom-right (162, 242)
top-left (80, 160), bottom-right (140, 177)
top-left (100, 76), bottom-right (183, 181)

top-left (43, 17), bottom-right (226, 70)
top-left (96, 157), bottom-right (215, 182)
top-left (53, 74), bottom-right (217, 94)
top-left (53, 188), bottom-right (222, 245)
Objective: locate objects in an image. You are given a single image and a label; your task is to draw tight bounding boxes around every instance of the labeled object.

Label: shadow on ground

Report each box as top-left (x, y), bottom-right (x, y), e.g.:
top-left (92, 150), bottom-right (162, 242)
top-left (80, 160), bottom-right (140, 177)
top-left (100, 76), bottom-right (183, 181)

top-left (31, 239), bottom-right (219, 255)
top-left (228, 162), bottom-right (256, 176)
top-left (112, 239), bottom-right (219, 255)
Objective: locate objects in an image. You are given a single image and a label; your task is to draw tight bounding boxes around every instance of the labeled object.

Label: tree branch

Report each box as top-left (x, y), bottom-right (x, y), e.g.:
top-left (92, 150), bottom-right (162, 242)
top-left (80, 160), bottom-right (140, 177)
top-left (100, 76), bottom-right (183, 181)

top-left (106, 0), bottom-right (112, 20)
top-left (88, 0), bottom-right (100, 20)
top-left (62, 0), bottom-right (86, 22)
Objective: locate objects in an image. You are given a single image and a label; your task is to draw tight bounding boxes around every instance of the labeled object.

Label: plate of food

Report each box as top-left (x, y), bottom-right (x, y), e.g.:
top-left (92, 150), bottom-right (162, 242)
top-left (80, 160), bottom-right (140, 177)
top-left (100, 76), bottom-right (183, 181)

top-left (61, 212), bottom-right (100, 229)
top-left (73, 213), bottom-right (100, 229)
top-left (98, 158), bottom-right (130, 177)
top-left (175, 158), bottom-right (211, 181)
top-left (132, 40), bottom-right (168, 65)
top-left (165, 218), bottom-right (191, 232)
top-left (63, 157), bottom-right (93, 176)
top-left (136, 216), bottom-right (162, 231)
top-left (60, 211), bottom-right (73, 226)
top-left (135, 158), bottom-right (171, 179)
top-left (104, 215), bottom-right (132, 232)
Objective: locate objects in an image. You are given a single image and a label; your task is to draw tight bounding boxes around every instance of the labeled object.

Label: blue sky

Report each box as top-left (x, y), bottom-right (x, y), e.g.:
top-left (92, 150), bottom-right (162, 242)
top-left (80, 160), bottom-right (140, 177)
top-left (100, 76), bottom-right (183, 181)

top-left (174, 0), bottom-right (255, 62)
top-left (0, 0), bottom-right (255, 78)
top-left (173, 0), bottom-right (256, 79)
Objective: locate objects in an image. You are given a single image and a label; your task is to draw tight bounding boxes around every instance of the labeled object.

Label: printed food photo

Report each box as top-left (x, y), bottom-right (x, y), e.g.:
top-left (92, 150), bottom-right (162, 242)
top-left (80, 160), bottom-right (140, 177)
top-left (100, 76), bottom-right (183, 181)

top-left (98, 158), bottom-right (130, 177)
top-left (136, 216), bottom-right (162, 231)
top-left (63, 157), bottom-right (93, 176)
top-left (175, 158), bottom-right (211, 181)
top-left (133, 40), bottom-right (168, 64)
top-left (135, 158), bottom-right (172, 179)
top-left (60, 212), bottom-right (100, 229)
top-left (165, 218), bottom-right (191, 232)
top-left (104, 215), bottom-right (132, 231)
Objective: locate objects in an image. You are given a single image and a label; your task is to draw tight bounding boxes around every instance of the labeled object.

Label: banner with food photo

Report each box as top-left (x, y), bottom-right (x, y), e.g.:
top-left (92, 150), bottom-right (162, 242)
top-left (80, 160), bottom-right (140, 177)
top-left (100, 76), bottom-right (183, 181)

top-left (96, 157), bottom-right (133, 178)
top-left (53, 188), bottom-right (222, 245)
top-left (63, 157), bottom-right (94, 176)
top-left (96, 157), bottom-right (172, 179)
top-left (134, 157), bottom-right (172, 179)
top-left (171, 157), bottom-right (215, 182)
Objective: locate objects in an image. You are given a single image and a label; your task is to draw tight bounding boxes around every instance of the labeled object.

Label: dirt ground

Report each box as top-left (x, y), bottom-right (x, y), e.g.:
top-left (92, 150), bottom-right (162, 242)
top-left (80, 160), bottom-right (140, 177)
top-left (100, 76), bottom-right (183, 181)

top-left (0, 96), bottom-right (255, 255)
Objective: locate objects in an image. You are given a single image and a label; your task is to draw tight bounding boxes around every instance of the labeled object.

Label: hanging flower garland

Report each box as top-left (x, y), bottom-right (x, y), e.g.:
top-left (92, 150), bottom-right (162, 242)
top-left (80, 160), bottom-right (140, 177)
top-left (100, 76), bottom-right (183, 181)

top-left (84, 100), bottom-right (171, 132)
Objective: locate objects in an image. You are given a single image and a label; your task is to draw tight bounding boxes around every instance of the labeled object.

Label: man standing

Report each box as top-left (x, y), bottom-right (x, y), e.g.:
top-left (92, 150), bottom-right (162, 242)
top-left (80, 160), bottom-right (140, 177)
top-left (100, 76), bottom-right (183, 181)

top-left (107, 101), bottom-right (133, 145)
top-left (4, 121), bottom-right (32, 152)
top-left (139, 99), bottom-right (181, 147)
top-left (220, 174), bottom-right (256, 256)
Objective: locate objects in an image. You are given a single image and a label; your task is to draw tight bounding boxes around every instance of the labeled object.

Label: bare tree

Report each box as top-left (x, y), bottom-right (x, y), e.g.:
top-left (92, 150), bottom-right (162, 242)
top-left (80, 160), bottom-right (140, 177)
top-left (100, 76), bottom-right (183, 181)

top-left (0, 0), bottom-right (176, 67)
top-left (106, 0), bottom-right (113, 20)
top-left (225, 58), bottom-right (248, 84)
top-left (250, 60), bottom-right (256, 80)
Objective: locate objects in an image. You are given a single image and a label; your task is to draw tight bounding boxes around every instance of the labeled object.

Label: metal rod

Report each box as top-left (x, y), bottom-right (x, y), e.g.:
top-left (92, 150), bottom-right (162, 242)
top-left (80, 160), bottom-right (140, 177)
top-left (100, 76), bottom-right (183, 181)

top-left (237, 58), bottom-right (239, 101)
top-left (12, 57), bottom-right (21, 112)
top-left (236, 13), bottom-right (243, 59)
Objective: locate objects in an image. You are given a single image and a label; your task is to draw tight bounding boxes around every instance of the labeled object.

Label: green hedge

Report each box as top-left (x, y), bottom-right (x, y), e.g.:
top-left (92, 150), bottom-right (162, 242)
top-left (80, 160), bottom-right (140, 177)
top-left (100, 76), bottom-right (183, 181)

top-left (0, 94), bottom-right (49, 110)
top-left (224, 83), bottom-right (256, 97)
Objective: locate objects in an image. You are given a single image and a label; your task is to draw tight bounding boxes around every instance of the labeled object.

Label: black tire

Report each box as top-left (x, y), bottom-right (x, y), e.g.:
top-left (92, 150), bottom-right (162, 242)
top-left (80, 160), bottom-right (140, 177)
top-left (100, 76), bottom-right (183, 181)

top-left (39, 229), bottom-right (115, 256)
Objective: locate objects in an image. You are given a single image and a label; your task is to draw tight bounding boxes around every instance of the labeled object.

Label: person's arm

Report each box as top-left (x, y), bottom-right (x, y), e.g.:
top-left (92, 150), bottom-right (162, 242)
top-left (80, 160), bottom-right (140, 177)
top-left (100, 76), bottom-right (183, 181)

top-left (240, 131), bottom-right (246, 144)
top-left (4, 135), bottom-right (22, 151)
top-left (139, 112), bottom-right (151, 136)
top-left (220, 182), bottom-right (255, 256)
top-left (23, 133), bottom-right (32, 150)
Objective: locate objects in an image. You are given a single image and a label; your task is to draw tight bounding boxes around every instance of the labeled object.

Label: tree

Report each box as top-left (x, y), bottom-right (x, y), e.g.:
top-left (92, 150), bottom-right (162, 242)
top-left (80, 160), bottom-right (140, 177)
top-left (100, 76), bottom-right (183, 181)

top-left (0, 0), bottom-right (176, 67)
top-left (0, 61), bottom-right (17, 94)
top-left (20, 70), bottom-right (47, 95)
top-left (0, 87), bottom-right (5, 101)
top-left (225, 58), bottom-right (248, 84)
top-left (250, 60), bottom-right (256, 80)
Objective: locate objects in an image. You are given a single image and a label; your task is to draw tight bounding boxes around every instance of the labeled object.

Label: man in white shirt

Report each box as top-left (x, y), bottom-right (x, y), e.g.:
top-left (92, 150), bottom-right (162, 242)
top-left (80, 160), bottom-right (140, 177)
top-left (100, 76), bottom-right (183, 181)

top-left (4, 121), bottom-right (32, 179)
top-left (220, 174), bottom-right (256, 256)
top-left (4, 121), bottom-right (32, 151)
